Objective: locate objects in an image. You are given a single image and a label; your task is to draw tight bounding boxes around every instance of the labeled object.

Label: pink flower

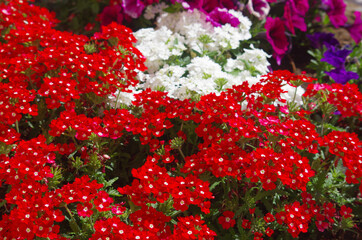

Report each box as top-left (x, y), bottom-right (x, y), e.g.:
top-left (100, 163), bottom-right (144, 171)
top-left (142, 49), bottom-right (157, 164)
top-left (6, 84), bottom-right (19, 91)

top-left (347, 11), bottom-right (362, 43)
top-left (283, 0), bottom-right (307, 34)
top-left (122, 0), bottom-right (145, 19)
top-left (265, 17), bottom-right (289, 65)
top-left (323, 0), bottom-right (347, 27)
top-left (290, 0), bottom-right (309, 16)
top-left (207, 8), bottom-right (240, 27)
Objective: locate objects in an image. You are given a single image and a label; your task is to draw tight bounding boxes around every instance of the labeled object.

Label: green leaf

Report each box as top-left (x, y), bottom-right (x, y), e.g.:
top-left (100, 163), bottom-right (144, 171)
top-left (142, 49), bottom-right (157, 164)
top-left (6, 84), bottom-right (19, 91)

top-left (107, 189), bottom-right (121, 197)
top-left (209, 180), bottom-right (222, 191)
top-left (163, 2), bottom-right (183, 13)
top-left (104, 177), bottom-right (119, 188)
top-left (323, 123), bottom-right (347, 132)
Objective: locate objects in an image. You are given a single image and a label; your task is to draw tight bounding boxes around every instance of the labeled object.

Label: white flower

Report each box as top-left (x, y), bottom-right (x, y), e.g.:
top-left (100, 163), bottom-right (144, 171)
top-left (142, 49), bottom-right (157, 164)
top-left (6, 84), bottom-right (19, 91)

top-left (224, 45), bottom-right (270, 77)
top-left (139, 65), bottom-right (186, 96)
top-left (157, 10), bottom-right (216, 53)
top-left (280, 85), bottom-right (305, 106)
top-left (228, 9), bottom-right (252, 40)
top-left (133, 26), bottom-right (186, 73)
top-left (144, 2), bottom-right (168, 20)
top-left (109, 85), bottom-right (141, 106)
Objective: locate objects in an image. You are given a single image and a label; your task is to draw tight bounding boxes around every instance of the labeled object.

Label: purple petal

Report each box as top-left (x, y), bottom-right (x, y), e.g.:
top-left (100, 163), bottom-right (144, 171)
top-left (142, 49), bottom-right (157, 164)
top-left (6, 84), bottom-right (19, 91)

top-left (325, 68), bottom-right (359, 84)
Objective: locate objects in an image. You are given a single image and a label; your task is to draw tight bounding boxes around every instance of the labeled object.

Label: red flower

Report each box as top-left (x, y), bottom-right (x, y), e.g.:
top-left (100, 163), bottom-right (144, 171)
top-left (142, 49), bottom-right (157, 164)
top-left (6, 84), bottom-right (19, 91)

top-left (340, 205), bottom-right (353, 218)
top-left (265, 227), bottom-right (274, 237)
top-left (241, 219), bottom-right (251, 229)
top-left (218, 211), bottom-right (236, 229)
top-left (77, 202), bottom-right (94, 217)
top-left (264, 213), bottom-right (275, 223)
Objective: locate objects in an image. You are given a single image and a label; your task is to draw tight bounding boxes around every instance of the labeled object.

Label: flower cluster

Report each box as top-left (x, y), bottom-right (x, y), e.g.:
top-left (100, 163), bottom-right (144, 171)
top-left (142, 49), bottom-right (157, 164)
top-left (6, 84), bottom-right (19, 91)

top-left (262, 0), bottom-right (362, 65)
top-left (112, 7), bottom-right (294, 105)
top-left (0, 1), bottom-right (361, 240)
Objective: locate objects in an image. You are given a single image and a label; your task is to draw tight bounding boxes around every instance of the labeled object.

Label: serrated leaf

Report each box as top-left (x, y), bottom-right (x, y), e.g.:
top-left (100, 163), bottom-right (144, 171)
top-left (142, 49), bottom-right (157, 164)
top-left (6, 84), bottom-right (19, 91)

top-left (107, 189), bottom-right (121, 197)
top-left (104, 177), bottom-right (119, 187)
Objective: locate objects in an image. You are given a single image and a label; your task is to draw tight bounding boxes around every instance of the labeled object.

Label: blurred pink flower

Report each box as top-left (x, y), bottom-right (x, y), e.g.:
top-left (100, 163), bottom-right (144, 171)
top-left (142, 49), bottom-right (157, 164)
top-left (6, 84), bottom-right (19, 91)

top-left (322, 0), bottom-right (347, 27)
top-left (265, 17), bottom-right (289, 65)
top-left (347, 11), bottom-right (362, 43)
top-left (290, 0), bottom-right (309, 16)
top-left (122, 0), bottom-right (146, 19)
top-left (207, 7), bottom-right (240, 27)
top-left (283, 0), bottom-right (307, 34)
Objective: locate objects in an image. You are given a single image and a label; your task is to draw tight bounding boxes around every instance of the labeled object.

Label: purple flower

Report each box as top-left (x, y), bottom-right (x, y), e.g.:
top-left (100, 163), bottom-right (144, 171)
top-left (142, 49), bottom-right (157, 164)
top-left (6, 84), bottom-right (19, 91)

top-left (207, 8), bottom-right (240, 27)
top-left (265, 17), bottom-right (289, 65)
top-left (122, 0), bottom-right (146, 19)
top-left (283, 0), bottom-right (306, 34)
top-left (346, 11), bottom-right (362, 44)
top-left (322, 0), bottom-right (347, 28)
top-left (246, 0), bottom-right (270, 20)
top-left (321, 46), bottom-right (352, 68)
top-left (99, 4), bottom-right (123, 26)
top-left (325, 68), bottom-right (359, 84)
top-left (307, 32), bottom-right (339, 49)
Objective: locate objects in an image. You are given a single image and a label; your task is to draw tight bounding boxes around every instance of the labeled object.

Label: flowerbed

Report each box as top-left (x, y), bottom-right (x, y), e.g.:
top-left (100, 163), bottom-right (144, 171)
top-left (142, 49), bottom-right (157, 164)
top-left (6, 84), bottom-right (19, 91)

top-left (0, 0), bottom-right (361, 239)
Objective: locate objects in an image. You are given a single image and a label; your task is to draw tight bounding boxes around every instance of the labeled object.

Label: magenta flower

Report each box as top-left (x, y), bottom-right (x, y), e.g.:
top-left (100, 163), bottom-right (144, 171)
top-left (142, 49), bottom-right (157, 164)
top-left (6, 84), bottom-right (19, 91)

top-left (207, 8), bottom-right (240, 27)
top-left (122, 0), bottom-right (146, 19)
top-left (290, 0), bottom-right (309, 16)
top-left (265, 17), bottom-right (289, 64)
top-left (99, 4), bottom-right (123, 26)
top-left (322, 0), bottom-right (347, 27)
top-left (283, 0), bottom-right (306, 34)
top-left (347, 11), bottom-right (362, 43)
top-left (172, 0), bottom-right (240, 27)
top-left (171, 0), bottom-right (239, 12)
top-left (246, 0), bottom-right (270, 20)
top-left (220, 0), bottom-right (241, 9)
top-left (199, 0), bottom-right (220, 12)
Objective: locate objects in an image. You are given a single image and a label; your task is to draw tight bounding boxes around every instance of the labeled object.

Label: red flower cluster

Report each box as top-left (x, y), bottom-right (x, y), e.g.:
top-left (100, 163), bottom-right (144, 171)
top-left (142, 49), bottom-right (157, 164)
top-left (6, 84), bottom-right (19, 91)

top-left (304, 83), bottom-right (362, 117)
top-left (0, 1), bottom-right (361, 239)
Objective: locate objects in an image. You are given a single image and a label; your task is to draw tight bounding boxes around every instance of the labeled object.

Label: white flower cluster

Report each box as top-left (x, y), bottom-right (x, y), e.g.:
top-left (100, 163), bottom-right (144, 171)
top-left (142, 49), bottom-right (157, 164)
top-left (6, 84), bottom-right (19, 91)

top-left (111, 5), bottom-right (304, 107)
top-left (133, 26), bottom-right (186, 73)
